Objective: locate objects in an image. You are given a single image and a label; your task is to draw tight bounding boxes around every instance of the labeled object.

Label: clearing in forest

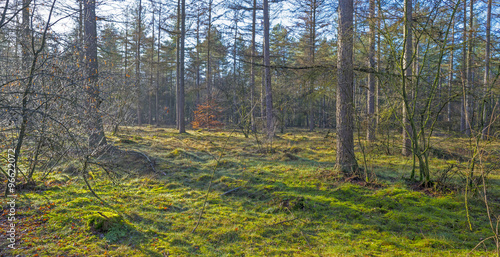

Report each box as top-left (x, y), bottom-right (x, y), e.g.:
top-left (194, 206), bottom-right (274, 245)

top-left (1, 127), bottom-right (499, 256)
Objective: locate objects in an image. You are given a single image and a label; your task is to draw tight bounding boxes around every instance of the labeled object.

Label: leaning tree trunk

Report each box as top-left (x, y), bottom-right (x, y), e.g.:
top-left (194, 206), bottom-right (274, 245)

top-left (336, 0), bottom-right (358, 173)
top-left (84, 0), bottom-right (107, 147)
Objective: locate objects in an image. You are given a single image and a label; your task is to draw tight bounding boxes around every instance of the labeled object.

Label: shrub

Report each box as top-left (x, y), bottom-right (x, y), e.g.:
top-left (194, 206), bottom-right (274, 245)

top-left (191, 99), bottom-right (224, 129)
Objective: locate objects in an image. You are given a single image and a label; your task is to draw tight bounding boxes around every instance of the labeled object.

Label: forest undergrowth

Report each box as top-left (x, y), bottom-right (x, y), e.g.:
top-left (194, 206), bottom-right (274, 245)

top-left (1, 126), bottom-right (499, 256)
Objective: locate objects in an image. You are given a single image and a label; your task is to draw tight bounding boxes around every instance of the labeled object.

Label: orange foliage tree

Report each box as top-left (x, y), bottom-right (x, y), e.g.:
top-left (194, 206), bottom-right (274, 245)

top-left (191, 99), bottom-right (224, 129)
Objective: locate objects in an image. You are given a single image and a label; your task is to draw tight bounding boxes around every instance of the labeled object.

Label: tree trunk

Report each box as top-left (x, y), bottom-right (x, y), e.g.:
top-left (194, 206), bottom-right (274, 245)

top-left (78, 0), bottom-right (84, 69)
top-left (460, 0), bottom-right (467, 134)
top-left (465, 0), bottom-right (473, 137)
top-left (261, 62), bottom-right (265, 119)
top-left (263, 0), bottom-right (273, 138)
top-left (149, 5), bottom-right (154, 125)
top-left (175, 0), bottom-right (180, 130)
top-left (309, 93), bottom-right (314, 132)
top-left (124, 8), bottom-right (128, 80)
top-left (178, 0), bottom-right (186, 133)
top-left (84, 0), bottom-right (106, 147)
top-left (156, 4), bottom-right (161, 125)
top-left (481, 0), bottom-right (491, 139)
top-left (308, 0), bottom-right (317, 132)
top-left (136, 0), bottom-right (143, 126)
top-left (177, 0), bottom-right (186, 133)
top-left (366, 0), bottom-right (376, 141)
top-left (206, 0), bottom-right (213, 98)
top-left (21, 0), bottom-right (30, 70)
top-left (250, 0), bottom-right (256, 130)
top-left (322, 96), bottom-right (326, 128)
top-left (232, 10), bottom-right (239, 124)
top-left (196, 4), bottom-right (201, 106)
top-left (336, 0), bottom-right (357, 173)
top-left (447, 22), bottom-right (454, 122)
top-left (376, 4), bottom-right (381, 130)
top-left (402, 0), bottom-right (413, 156)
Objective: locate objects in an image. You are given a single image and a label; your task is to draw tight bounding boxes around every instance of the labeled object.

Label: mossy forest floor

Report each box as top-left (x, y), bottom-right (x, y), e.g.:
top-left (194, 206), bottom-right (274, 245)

top-left (1, 126), bottom-right (500, 256)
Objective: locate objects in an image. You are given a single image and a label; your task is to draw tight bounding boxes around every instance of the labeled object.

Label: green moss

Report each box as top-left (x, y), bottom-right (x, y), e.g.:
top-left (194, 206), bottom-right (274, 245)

top-left (166, 148), bottom-right (202, 161)
top-left (13, 127), bottom-right (500, 257)
top-left (196, 174), bottom-right (211, 182)
top-left (67, 197), bottom-right (93, 207)
top-left (86, 211), bottom-right (124, 233)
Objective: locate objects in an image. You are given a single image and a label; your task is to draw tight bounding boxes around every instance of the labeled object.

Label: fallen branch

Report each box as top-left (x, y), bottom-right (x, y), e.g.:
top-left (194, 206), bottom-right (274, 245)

top-left (220, 186), bottom-right (241, 196)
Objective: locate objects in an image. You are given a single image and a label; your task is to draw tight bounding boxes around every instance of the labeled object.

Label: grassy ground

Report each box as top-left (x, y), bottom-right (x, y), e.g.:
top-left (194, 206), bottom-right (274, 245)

top-left (1, 126), bottom-right (499, 256)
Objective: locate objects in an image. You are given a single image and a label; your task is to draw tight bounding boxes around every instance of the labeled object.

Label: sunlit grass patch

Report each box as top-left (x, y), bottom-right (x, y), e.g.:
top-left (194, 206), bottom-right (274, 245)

top-left (5, 127), bottom-right (499, 256)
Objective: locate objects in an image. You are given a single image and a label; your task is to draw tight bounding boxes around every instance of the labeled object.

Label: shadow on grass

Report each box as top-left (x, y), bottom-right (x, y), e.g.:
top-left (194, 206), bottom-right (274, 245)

top-left (167, 156), bottom-right (491, 252)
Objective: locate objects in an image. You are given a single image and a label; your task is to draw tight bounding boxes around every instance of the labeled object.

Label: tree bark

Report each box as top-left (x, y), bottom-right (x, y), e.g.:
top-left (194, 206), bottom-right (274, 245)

top-left (366, 0), bottom-right (376, 141)
top-left (175, 0), bottom-right (180, 130)
top-left (232, 10), bottom-right (239, 124)
top-left (178, 0), bottom-right (186, 133)
top-left (465, 0), bottom-right (473, 137)
top-left (206, 0), bottom-right (213, 98)
top-left (250, 0), bottom-right (256, 130)
top-left (156, 4), bottom-right (161, 125)
top-left (124, 8), bottom-right (128, 80)
top-left (447, 22), bottom-right (454, 123)
top-left (84, 0), bottom-right (107, 147)
top-left (21, 0), bottom-right (30, 70)
top-left (460, 0), bottom-right (467, 133)
top-left (136, 0), bottom-right (143, 126)
top-left (149, 5), bottom-right (155, 125)
top-left (261, 60), bottom-right (265, 119)
top-left (195, 3), bottom-right (201, 106)
top-left (376, 3), bottom-right (381, 130)
top-left (308, 0), bottom-right (317, 132)
top-left (263, 0), bottom-right (273, 138)
top-left (481, 0), bottom-right (491, 139)
top-left (402, 0), bottom-right (413, 156)
top-left (336, 0), bottom-right (357, 173)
